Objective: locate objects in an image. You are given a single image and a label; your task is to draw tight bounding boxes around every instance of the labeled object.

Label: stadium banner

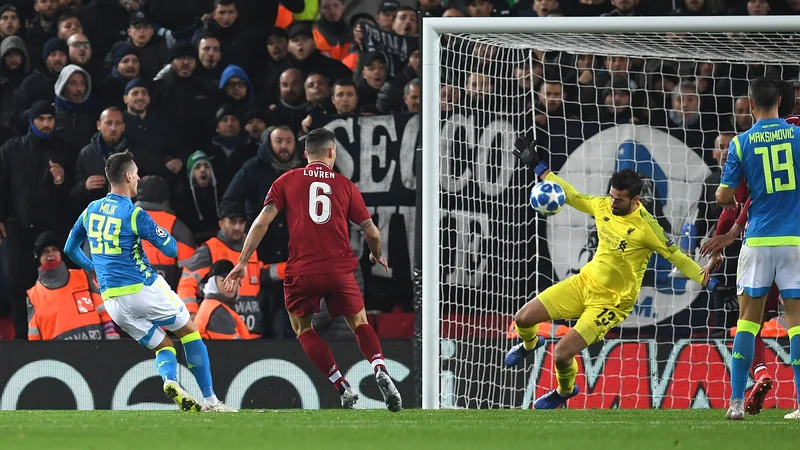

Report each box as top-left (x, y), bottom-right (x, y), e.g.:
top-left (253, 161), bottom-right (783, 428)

top-left (442, 338), bottom-right (796, 409)
top-left (0, 340), bottom-right (413, 410)
top-left (320, 113), bottom-right (418, 308)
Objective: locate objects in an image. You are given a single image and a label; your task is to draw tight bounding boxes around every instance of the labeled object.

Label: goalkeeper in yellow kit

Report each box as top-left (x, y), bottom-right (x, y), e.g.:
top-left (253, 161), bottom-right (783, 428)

top-left (505, 137), bottom-right (716, 409)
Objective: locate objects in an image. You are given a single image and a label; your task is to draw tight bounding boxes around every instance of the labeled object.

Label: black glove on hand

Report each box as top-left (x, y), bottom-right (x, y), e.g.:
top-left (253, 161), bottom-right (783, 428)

top-left (512, 136), bottom-right (548, 178)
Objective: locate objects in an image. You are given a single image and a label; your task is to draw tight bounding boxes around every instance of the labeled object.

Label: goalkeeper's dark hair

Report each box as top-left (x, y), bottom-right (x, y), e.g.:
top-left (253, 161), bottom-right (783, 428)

top-left (777, 79), bottom-right (795, 118)
top-left (611, 169), bottom-right (643, 198)
top-left (105, 151), bottom-right (135, 186)
top-left (749, 77), bottom-right (780, 109)
top-left (305, 128), bottom-right (336, 158)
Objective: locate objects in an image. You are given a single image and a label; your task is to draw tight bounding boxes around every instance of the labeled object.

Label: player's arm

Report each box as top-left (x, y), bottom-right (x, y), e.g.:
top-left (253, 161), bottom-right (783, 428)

top-left (171, 219), bottom-right (197, 262)
top-left (511, 136), bottom-right (604, 216)
top-left (716, 137), bottom-right (742, 210)
top-left (64, 210), bottom-right (95, 272)
top-left (642, 210), bottom-right (714, 289)
top-left (238, 203), bottom-right (279, 266)
top-left (132, 207), bottom-right (178, 258)
top-left (348, 183), bottom-right (389, 271)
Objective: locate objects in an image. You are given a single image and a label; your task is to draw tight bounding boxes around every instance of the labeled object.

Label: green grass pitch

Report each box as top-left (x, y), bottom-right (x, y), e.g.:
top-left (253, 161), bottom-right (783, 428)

top-left (1, 409), bottom-right (798, 450)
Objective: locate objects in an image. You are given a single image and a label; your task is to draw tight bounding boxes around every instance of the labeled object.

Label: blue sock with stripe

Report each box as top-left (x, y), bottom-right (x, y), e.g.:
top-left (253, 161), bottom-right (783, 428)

top-left (789, 326), bottom-right (800, 404)
top-left (155, 347), bottom-right (178, 382)
top-left (730, 319), bottom-right (760, 400)
top-left (181, 331), bottom-right (216, 399)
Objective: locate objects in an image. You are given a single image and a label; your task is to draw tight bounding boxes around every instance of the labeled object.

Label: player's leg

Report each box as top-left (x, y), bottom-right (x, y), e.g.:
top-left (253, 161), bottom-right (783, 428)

top-left (151, 276), bottom-right (234, 412)
top-left (745, 284), bottom-right (779, 415)
top-left (344, 309), bottom-right (402, 412)
top-left (728, 245), bottom-right (771, 420)
top-left (534, 302), bottom-right (625, 409)
top-left (102, 293), bottom-right (202, 412)
top-left (773, 246), bottom-right (800, 421)
top-left (505, 275), bottom-right (584, 367)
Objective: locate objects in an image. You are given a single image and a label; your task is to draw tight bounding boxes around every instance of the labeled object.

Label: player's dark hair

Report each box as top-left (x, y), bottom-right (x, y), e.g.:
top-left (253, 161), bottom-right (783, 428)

top-left (105, 151), bottom-right (135, 186)
top-left (749, 77), bottom-right (780, 109)
top-left (305, 128), bottom-right (336, 158)
top-left (611, 169), bottom-right (643, 198)
top-left (777, 79), bottom-right (795, 118)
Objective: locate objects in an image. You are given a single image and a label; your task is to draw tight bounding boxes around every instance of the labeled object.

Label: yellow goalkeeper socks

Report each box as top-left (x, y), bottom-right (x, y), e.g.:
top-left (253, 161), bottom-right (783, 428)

top-left (515, 323), bottom-right (539, 350)
top-left (556, 358), bottom-right (578, 395)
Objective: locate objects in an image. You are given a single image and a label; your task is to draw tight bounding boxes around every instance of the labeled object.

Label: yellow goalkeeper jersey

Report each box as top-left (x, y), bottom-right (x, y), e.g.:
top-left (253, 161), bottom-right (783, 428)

top-left (545, 172), bottom-right (704, 307)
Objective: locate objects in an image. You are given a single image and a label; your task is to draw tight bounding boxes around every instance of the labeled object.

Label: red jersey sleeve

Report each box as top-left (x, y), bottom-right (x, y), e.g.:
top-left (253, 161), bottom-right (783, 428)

top-left (736, 198), bottom-right (751, 228)
top-left (348, 182), bottom-right (371, 224)
top-left (264, 175), bottom-right (286, 210)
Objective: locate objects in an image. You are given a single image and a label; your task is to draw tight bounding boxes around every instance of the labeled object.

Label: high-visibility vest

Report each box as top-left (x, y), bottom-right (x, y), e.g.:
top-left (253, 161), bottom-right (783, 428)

top-left (275, 5), bottom-right (294, 28)
top-left (143, 210), bottom-right (194, 290)
top-left (196, 299), bottom-right (254, 340)
top-left (27, 270), bottom-right (107, 340)
top-left (312, 28), bottom-right (352, 62)
top-left (205, 238), bottom-right (264, 337)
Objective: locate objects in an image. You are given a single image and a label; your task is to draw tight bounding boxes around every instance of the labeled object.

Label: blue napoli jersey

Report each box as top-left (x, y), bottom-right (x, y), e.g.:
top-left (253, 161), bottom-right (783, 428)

top-left (65, 193), bottom-right (177, 299)
top-left (721, 118), bottom-right (800, 246)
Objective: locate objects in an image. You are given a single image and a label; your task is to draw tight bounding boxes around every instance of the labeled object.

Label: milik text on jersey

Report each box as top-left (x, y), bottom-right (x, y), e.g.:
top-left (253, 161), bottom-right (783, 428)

top-left (303, 169), bottom-right (335, 179)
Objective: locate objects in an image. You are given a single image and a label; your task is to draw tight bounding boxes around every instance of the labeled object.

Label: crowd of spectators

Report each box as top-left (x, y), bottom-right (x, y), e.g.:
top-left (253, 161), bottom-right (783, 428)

top-left (0, 0), bottom-right (798, 341)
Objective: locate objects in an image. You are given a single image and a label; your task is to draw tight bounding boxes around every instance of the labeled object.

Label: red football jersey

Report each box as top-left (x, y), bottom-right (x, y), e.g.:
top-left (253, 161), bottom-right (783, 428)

top-left (265, 161), bottom-right (371, 276)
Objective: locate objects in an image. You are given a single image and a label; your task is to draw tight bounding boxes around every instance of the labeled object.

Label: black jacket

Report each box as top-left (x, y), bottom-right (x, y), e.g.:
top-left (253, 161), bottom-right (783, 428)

top-left (106, 37), bottom-right (171, 82)
top-left (222, 133), bottom-right (303, 263)
top-left (15, 70), bottom-right (57, 119)
top-left (152, 70), bottom-right (218, 154)
top-left (0, 129), bottom-right (74, 231)
top-left (191, 19), bottom-right (262, 76)
top-left (203, 134), bottom-right (256, 193)
top-left (376, 64), bottom-right (417, 114)
top-left (288, 51), bottom-right (352, 89)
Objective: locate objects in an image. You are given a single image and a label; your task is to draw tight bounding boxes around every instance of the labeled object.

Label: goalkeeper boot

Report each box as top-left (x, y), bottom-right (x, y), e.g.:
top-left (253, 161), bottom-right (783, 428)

top-left (341, 386), bottom-right (359, 409)
top-left (163, 381), bottom-right (201, 412)
top-left (203, 401), bottom-right (238, 413)
top-left (785, 409), bottom-right (800, 420)
top-left (533, 386), bottom-right (579, 410)
top-left (726, 398), bottom-right (745, 420)
top-left (745, 373), bottom-right (773, 415)
top-left (376, 369), bottom-right (403, 412)
top-left (504, 337), bottom-right (546, 367)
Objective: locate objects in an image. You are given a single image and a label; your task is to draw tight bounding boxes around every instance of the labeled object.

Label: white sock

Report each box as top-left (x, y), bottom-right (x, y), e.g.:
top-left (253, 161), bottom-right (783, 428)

top-left (205, 394), bottom-right (219, 406)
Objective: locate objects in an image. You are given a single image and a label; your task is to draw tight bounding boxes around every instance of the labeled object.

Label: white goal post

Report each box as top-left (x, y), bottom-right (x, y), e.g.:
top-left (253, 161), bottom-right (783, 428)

top-left (421, 16), bottom-right (800, 410)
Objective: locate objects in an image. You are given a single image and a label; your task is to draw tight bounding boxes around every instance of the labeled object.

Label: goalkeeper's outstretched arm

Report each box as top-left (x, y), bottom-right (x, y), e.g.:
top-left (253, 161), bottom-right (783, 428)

top-left (511, 136), bottom-right (604, 216)
top-left (642, 210), bottom-right (714, 289)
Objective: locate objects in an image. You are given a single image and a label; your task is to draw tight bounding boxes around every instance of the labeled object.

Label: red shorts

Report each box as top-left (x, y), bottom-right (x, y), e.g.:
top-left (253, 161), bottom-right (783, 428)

top-left (283, 273), bottom-right (364, 318)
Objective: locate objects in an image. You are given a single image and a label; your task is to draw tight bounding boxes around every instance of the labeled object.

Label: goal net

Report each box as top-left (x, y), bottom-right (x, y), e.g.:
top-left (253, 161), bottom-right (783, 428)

top-left (422, 16), bottom-right (800, 409)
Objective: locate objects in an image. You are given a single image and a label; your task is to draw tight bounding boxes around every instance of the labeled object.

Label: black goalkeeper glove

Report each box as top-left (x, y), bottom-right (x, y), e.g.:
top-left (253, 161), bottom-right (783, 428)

top-left (512, 136), bottom-right (549, 178)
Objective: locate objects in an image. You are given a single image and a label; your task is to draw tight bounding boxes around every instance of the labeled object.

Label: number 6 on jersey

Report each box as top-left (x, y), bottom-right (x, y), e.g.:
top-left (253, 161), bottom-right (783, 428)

top-left (309, 181), bottom-right (332, 224)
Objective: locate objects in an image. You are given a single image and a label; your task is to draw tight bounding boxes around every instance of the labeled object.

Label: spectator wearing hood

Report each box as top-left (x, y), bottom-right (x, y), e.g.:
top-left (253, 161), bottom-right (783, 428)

top-left (135, 175), bottom-right (196, 290)
top-left (314, 0), bottom-right (353, 62)
top-left (152, 40), bottom-right (218, 154)
top-left (173, 150), bottom-right (221, 243)
top-left (96, 44), bottom-right (140, 109)
top-left (16, 37), bottom-right (67, 119)
top-left (191, 0), bottom-right (261, 76)
top-left (223, 125), bottom-right (300, 264)
top-left (204, 103), bottom-right (256, 192)
top-left (0, 35), bottom-right (30, 137)
top-left (106, 10), bottom-right (170, 82)
top-left (219, 64), bottom-right (255, 117)
top-left (0, 100), bottom-right (74, 338)
top-left (121, 78), bottom-right (187, 178)
top-left (286, 21), bottom-right (352, 88)
top-left (376, 45), bottom-right (418, 114)
top-left (53, 63), bottom-right (96, 148)
top-left (26, 230), bottom-right (119, 341)
top-left (195, 259), bottom-right (254, 340)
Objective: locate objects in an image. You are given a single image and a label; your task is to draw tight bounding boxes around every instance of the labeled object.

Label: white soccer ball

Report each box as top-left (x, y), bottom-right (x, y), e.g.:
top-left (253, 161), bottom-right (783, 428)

top-left (530, 181), bottom-right (566, 216)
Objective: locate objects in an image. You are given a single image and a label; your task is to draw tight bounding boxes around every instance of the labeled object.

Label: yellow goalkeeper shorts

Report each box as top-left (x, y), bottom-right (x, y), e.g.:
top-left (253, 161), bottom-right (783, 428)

top-left (538, 272), bottom-right (630, 346)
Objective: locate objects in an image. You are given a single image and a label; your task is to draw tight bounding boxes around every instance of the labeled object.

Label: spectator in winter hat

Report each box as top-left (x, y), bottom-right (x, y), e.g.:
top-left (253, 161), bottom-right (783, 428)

top-left (0, 36), bottom-right (30, 136)
top-left (106, 10), bottom-right (169, 82)
top-left (96, 44), bottom-right (140, 109)
top-left (16, 37), bottom-right (67, 118)
top-left (0, 99), bottom-right (75, 338)
top-left (173, 150), bottom-right (221, 243)
top-left (0, 4), bottom-right (21, 39)
top-left (286, 21), bottom-right (352, 87)
top-left (356, 51), bottom-right (387, 110)
top-left (242, 107), bottom-right (270, 143)
top-left (204, 103), bottom-right (255, 193)
top-left (376, 0), bottom-right (399, 31)
top-left (151, 40), bottom-right (217, 154)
